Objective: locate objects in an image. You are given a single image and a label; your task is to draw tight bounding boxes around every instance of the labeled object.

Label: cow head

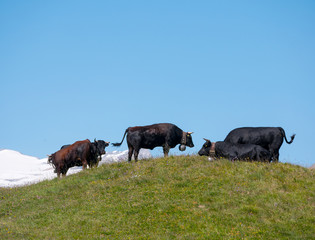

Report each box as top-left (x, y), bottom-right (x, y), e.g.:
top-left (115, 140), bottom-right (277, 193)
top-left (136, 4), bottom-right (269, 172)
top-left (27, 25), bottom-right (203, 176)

top-left (93, 139), bottom-right (110, 156)
top-left (89, 139), bottom-right (110, 168)
top-left (179, 132), bottom-right (194, 151)
top-left (185, 132), bottom-right (194, 148)
top-left (198, 138), bottom-right (212, 156)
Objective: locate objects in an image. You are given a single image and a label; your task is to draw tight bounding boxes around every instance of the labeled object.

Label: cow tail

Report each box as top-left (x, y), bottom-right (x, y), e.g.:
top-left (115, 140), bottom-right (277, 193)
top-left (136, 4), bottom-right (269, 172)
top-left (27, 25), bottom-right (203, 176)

top-left (279, 127), bottom-right (296, 144)
top-left (112, 128), bottom-right (129, 147)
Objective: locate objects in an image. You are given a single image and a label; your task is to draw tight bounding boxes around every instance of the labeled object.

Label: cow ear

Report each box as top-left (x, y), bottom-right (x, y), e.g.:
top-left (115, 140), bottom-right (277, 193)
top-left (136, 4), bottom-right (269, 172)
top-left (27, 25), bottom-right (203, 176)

top-left (94, 138), bottom-right (97, 143)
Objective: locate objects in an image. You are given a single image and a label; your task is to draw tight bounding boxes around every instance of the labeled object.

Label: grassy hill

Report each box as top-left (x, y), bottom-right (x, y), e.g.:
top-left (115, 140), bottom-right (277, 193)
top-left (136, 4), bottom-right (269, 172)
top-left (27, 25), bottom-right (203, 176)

top-left (1, 155), bottom-right (314, 239)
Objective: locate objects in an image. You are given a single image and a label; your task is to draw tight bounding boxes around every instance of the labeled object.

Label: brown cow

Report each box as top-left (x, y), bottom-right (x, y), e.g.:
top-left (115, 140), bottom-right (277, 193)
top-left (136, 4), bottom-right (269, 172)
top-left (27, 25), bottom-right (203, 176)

top-left (60, 139), bottom-right (110, 168)
top-left (48, 139), bottom-right (99, 178)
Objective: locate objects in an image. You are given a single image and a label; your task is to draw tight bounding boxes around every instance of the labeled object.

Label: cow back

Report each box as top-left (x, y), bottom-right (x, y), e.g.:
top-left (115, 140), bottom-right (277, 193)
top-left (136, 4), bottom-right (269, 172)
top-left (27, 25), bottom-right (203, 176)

top-left (51, 139), bottom-right (92, 168)
top-left (224, 127), bottom-right (282, 149)
top-left (127, 123), bottom-right (183, 149)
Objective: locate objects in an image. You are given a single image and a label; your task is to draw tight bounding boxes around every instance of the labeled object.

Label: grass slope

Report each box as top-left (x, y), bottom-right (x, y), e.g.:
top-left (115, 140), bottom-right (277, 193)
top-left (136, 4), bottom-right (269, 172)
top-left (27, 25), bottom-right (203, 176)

top-left (0, 156), bottom-right (314, 239)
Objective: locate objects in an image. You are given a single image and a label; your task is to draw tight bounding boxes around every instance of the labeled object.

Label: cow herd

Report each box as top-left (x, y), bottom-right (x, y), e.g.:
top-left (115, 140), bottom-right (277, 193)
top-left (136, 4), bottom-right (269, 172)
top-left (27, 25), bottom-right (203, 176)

top-left (48, 123), bottom-right (295, 178)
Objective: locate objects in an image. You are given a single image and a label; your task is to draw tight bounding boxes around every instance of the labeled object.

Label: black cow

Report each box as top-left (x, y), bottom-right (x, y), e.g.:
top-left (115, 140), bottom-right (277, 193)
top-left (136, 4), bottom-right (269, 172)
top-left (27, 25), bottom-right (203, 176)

top-left (94, 139), bottom-right (109, 166)
top-left (198, 138), bottom-right (272, 162)
top-left (60, 139), bottom-right (109, 167)
top-left (112, 123), bottom-right (194, 161)
top-left (224, 127), bottom-right (295, 162)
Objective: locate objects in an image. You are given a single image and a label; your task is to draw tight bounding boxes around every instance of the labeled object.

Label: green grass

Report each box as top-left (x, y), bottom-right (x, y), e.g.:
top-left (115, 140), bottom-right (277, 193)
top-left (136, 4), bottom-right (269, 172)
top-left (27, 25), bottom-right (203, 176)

top-left (0, 155), bottom-right (314, 239)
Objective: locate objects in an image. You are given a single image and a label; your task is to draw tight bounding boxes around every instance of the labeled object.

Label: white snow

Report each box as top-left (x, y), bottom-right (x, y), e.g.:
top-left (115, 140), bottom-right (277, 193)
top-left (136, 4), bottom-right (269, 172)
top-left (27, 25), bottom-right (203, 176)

top-left (0, 149), bottom-right (151, 188)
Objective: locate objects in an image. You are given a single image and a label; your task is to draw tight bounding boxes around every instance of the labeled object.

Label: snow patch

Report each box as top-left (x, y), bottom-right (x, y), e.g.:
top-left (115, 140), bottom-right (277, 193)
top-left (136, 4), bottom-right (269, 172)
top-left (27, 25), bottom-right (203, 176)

top-left (0, 149), bottom-right (151, 188)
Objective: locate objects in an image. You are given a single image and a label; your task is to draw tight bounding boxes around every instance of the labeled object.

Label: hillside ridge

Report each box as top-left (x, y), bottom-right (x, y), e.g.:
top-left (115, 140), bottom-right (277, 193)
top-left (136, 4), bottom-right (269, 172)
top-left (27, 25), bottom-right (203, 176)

top-left (1, 155), bottom-right (314, 239)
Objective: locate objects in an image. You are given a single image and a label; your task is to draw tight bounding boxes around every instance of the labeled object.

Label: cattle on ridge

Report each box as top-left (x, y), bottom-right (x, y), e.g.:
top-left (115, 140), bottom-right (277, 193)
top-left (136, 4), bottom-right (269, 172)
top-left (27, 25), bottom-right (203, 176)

top-left (112, 123), bottom-right (194, 162)
top-left (48, 139), bottom-right (109, 177)
top-left (224, 127), bottom-right (295, 162)
top-left (61, 139), bottom-right (109, 167)
top-left (198, 138), bottom-right (272, 162)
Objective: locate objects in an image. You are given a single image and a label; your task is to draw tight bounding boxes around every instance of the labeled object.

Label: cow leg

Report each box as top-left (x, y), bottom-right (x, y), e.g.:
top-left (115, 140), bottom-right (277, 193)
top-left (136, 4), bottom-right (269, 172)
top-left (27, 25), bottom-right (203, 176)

top-left (267, 152), bottom-right (272, 162)
top-left (163, 145), bottom-right (170, 157)
top-left (82, 161), bottom-right (88, 169)
top-left (60, 168), bottom-right (68, 178)
top-left (268, 145), bottom-right (279, 162)
top-left (261, 153), bottom-right (269, 162)
top-left (56, 167), bottom-right (62, 178)
top-left (128, 146), bottom-right (134, 162)
top-left (270, 149), bottom-right (279, 162)
top-left (61, 170), bottom-right (67, 177)
top-left (252, 149), bottom-right (259, 162)
top-left (256, 153), bottom-right (261, 162)
top-left (134, 148), bottom-right (140, 162)
top-left (94, 162), bottom-right (99, 168)
top-left (96, 156), bottom-right (101, 167)
top-left (273, 151), bottom-right (279, 162)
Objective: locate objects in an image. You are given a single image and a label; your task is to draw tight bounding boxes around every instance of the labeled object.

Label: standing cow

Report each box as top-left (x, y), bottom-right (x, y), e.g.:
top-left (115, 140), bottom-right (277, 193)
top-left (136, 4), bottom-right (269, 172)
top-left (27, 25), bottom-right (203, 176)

top-left (112, 123), bottom-right (194, 161)
top-left (48, 139), bottom-right (109, 177)
top-left (224, 127), bottom-right (295, 162)
top-left (60, 139), bottom-right (109, 167)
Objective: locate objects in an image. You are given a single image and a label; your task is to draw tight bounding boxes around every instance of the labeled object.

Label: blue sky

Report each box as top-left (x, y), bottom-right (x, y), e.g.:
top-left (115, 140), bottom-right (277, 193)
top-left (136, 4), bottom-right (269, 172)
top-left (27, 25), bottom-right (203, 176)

top-left (1, 1), bottom-right (314, 167)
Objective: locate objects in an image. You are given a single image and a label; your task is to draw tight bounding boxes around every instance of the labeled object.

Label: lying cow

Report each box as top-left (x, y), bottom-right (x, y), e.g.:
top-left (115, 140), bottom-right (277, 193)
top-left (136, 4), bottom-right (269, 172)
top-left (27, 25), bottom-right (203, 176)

top-left (198, 138), bottom-right (272, 162)
top-left (224, 127), bottom-right (295, 162)
top-left (60, 139), bottom-right (109, 167)
top-left (112, 123), bottom-right (194, 161)
top-left (48, 139), bottom-right (108, 177)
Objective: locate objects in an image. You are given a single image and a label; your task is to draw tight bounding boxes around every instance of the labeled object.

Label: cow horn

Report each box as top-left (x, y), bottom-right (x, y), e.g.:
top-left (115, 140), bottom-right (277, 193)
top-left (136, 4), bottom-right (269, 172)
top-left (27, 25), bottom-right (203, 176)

top-left (105, 141), bottom-right (110, 144)
top-left (188, 132), bottom-right (194, 134)
top-left (94, 138), bottom-right (97, 142)
top-left (203, 138), bottom-right (210, 142)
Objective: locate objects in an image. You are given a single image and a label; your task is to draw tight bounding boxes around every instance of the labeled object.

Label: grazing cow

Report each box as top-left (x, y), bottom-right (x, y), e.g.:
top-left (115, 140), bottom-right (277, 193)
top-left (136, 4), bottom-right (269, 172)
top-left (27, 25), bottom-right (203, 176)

top-left (60, 139), bottom-right (109, 167)
top-left (48, 139), bottom-right (109, 177)
top-left (198, 138), bottom-right (272, 162)
top-left (112, 123), bottom-right (194, 161)
top-left (224, 127), bottom-right (295, 162)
